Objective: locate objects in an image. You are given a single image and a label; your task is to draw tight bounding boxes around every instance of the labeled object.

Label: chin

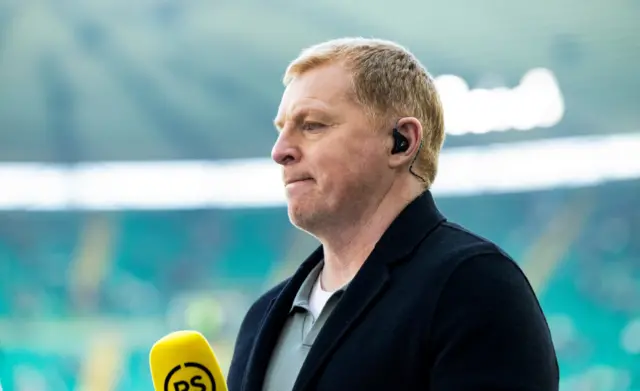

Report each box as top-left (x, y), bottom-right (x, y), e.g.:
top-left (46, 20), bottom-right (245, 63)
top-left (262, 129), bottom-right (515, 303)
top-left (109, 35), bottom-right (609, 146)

top-left (287, 204), bottom-right (310, 228)
top-left (287, 201), bottom-right (324, 233)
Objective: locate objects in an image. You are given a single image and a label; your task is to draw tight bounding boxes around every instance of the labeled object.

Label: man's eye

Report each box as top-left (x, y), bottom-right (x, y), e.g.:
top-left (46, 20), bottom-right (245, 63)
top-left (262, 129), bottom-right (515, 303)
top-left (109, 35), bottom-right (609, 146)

top-left (301, 122), bottom-right (325, 131)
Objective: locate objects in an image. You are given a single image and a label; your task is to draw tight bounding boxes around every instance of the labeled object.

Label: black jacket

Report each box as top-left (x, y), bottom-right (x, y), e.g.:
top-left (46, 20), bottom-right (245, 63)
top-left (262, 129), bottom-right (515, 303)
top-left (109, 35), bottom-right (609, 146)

top-left (228, 191), bottom-right (559, 391)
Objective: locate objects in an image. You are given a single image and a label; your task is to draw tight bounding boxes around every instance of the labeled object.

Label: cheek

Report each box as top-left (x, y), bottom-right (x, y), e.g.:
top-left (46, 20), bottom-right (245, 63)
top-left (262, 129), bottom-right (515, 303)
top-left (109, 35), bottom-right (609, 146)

top-left (347, 138), bottom-right (387, 174)
top-left (316, 140), bottom-right (385, 191)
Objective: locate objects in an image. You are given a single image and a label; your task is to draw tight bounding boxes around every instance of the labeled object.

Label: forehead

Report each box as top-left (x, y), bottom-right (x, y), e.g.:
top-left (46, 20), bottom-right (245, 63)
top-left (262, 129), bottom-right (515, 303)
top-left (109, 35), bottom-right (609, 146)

top-left (276, 63), bottom-right (356, 120)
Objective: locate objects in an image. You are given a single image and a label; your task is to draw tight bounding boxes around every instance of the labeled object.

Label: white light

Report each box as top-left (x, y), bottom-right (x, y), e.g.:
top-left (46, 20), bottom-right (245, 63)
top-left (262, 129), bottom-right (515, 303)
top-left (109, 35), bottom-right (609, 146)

top-left (435, 68), bottom-right (565, 135)
top-left (0, 133), bottom-right (637, 210)
top-left (0, 164), bottom-right (72, 210)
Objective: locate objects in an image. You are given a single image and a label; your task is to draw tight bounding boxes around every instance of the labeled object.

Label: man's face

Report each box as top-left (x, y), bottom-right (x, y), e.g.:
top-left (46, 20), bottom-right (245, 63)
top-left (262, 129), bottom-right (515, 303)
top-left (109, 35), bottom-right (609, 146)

top-left (272, 63), bottom-right (392, 232)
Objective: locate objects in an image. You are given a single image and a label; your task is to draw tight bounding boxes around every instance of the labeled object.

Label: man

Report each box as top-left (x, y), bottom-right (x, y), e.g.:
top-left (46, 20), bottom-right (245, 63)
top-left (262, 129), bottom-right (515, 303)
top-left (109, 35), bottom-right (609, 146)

top-left (228, 37), bottom-right (559, 391)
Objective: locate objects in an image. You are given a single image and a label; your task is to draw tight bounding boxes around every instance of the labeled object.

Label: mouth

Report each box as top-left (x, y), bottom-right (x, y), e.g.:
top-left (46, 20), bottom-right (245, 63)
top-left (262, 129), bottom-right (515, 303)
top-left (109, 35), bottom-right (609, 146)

top-left (285, 177), bottom-right (313, 187)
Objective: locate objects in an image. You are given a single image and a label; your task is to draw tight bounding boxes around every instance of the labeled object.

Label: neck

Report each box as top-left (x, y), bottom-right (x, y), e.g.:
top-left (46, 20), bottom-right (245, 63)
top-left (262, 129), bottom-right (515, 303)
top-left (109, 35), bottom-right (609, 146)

top-left (317, 179), bottom-right (423, 291)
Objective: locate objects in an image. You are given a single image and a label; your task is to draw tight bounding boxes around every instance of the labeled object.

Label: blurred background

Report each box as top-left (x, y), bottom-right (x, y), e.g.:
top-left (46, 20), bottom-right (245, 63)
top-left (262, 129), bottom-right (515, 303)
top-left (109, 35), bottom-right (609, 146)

top-left (0, 0), bottom-right (638, 390)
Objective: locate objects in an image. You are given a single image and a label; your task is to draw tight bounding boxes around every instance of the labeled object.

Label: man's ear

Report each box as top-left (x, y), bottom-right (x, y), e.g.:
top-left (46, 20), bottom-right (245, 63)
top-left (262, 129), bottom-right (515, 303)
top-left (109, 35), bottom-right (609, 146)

top-left (388, 117), bottom-right (423, 169)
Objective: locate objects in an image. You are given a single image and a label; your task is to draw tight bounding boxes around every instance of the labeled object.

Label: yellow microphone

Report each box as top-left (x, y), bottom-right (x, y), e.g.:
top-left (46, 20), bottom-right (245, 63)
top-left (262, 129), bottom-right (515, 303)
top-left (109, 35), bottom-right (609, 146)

top-left (149, 330), bottom-right (228, 391)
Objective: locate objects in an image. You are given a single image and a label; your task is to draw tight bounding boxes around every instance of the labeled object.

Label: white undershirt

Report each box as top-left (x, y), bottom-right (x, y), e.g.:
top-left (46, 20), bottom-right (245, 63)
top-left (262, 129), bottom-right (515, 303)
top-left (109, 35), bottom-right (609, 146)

top-left (308, 271), bottom-right (335, 319)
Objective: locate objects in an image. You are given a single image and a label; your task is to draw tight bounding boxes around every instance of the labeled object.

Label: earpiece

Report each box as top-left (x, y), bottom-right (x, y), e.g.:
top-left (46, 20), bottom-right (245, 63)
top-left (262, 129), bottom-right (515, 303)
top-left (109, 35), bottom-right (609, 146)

top-left (391, 128), bottom-right (410, 154)
top-left (390, 122), bottom-right (427, 183)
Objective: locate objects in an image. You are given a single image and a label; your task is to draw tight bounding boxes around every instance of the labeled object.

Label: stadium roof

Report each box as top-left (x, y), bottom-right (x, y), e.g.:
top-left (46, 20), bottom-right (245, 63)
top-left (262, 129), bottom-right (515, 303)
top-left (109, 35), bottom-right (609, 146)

top-left (0, 0), bottom-right (638, 163)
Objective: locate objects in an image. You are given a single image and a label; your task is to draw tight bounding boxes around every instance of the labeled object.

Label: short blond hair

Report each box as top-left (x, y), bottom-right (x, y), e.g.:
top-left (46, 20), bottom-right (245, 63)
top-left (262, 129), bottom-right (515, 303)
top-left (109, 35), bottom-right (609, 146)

top-left (283, 37), bottom-right (446, 188)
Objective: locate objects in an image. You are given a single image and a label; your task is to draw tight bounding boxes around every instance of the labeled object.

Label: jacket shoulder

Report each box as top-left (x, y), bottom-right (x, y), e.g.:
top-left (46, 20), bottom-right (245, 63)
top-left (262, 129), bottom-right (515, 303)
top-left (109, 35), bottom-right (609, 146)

top-left (409, 220), bottom-right (524, 295)
top-left (428, 220), bottom-right (514, 262)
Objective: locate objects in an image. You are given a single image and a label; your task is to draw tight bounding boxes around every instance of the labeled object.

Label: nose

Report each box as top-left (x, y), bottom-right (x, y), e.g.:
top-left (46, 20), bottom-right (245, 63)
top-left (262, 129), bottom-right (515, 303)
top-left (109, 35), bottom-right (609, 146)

top-left (271, 131), bottom-right (301, 166)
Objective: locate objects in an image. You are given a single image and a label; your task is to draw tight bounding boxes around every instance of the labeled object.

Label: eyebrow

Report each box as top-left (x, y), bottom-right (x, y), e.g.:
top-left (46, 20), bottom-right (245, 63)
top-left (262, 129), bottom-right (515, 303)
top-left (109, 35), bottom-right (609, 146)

top-left (273, 117), bottom-right (284, 132)
top-left (273, 108), bottom-right (332, 132)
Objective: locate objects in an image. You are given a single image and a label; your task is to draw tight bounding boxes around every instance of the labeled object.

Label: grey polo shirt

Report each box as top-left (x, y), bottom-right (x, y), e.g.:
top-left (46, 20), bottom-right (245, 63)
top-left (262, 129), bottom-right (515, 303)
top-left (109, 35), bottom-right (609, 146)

top-left (262, 262), bottom-right (347, 391)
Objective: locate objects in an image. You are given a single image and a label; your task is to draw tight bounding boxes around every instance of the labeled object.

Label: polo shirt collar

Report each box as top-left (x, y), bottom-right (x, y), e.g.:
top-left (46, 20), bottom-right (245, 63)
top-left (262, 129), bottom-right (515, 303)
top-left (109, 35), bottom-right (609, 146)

top-left (289, 261), bottom-right (349, 313)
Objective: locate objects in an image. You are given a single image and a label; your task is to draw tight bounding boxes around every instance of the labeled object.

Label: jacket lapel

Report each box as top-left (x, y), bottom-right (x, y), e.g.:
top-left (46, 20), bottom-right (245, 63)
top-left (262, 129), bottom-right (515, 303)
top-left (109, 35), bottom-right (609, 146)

top-left (292, 191), bottom-right (446, 391)
top-left (241, 246), bottom-right (324, 391)
top-left (291, 247), bottom-right (390, 391)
